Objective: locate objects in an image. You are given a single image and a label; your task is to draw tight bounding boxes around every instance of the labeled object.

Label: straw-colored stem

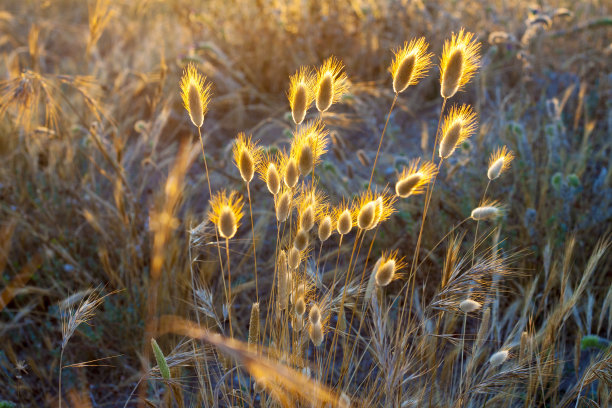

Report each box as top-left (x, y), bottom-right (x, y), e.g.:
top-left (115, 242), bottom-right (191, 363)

top-left (225, 238), bottom-right (233, 338)
top-left (58, 348), bottom-right (64, 408)
top-left (431, 98), bottom-right (448, 162)
top-left (246, 182), bottom-right (259, 303)
top-left (368, 93), bottom-right (398, 190)
top-left (458, 312), bottom-right (467, 401)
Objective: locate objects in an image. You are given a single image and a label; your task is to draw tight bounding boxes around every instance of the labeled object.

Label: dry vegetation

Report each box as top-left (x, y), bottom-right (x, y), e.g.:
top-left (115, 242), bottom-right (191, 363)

top-left (0, 0), bottom-right (611, 407)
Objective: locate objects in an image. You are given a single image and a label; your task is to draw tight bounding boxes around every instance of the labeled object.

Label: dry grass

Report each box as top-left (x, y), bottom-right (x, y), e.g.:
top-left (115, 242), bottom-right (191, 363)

top-left (0, 1), bottom-right (611, 407)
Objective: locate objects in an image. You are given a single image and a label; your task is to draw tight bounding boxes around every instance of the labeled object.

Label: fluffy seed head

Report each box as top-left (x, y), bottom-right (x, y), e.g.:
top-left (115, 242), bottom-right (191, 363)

top-left (318, 215), bottom-right (332, 242)
top-left (275, 188), bottom-right (292, 222)
top-left (300, 205), bottom-right (315, 231)
top-left (439, 104), bottom-right (477, 159)
top-left (374, 251), bottom-right (405, 287)
top-left (295, 296), bottom-right (306, 316)
top-left (283, 157), bottom-right (299, 188)
top-left (209, 191), bottom-right (243, 239)
top-left (487, 146), bottom-right (515, 180)
top-left (315, 56), bottom-right (349, 112)
top-left (277, 251), bottom-right (290, 310)
top-left (459, 298), bottom-right (482, 313)
top-left (308, 322), bottom-right (324, 347)
top-left (180, 63), bottom-right (211, 128)
top-left (337, 209), bottom-right (353, 235)
top-left (440, 29), bottom-right (481, 98)
top-left (293, 229), bottom-right (309, 252)
top-left (389, 37), bottom-right (433, 93)
top-left (309, 304), bottom-right (321, 325)
top-left (290, 120), bottom-right (329, 176)
top-left (257, 152), bottom-right (282, 195)
top-left (357, 201), bottom-right (376, 230)
top-left (288, 67), bottom-right (314, 125)
top-left (395, 159), bottom-right (438, 198)
top-left (470, 201), bottom-right (504, 221)
top-left (266, 163), bottom-right (280, 194)
top-left (489, 349), bottom-right (510, 366)
top-left (353, 189), bottom-right (397, 230)
top-left (288, 246), bottom-right (300, 270)
top-left (248, 302), bottom-right (259, 350)
top-left (232, 133), bottom-right (262, 183)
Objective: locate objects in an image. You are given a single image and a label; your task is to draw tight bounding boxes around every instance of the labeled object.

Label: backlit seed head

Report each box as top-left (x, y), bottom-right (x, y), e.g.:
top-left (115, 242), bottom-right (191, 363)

top-left (318, 215), bottom-right (332, 242)
top-left (308, 322), bottom-right (324, 347)
top-left (277, 251), bottom-right (289, 310)
top-left (489, 349), bottom-right (510, 366)
top-left (357, 201), bottom-right (376, 230)
top-left (266, 163), bottom-right (280, 195)
top-left (209, 191), bottom-right (243, 240)
top-left (180, 63), bottom-right (211, 128)
top-left (309, 304), bottom-right (321, 325)
top-left (284, 157), bottom-right (299, 188)
top-left (487, 146), bottom-right (515, 180)
top-left (288, 67), bottom-right (314, 125)
top-left (470, 201), bottom-right (504, 221)
top-left (298, 144), bottom-right (313, 176)
top-left (290, 120), bottom-right (329, 177)
top-left (395, 159), bottom-right (437, 198)
top-left (248, 302), bottom-right (260, 350)
top-left (439, 104), bottom-right (477, 159)
top-left (295, 296), bottom-right (306, 316)
top-left (288, 246), bottom-right (300, 270)
top-left (300, 205), bottom-right (315, 231)
top-left (440, 29), bottom-right (481, 99)
top-left (459, 299), bottom-right (482, 313)
top-left (374, 251), bottom-right (405, 287)
top-left (315, 56), bottom-right (349, 112)
top-left (293, 229), bottom-right (309, 252)
top-left (337, 209), bottom-right (353, 235)
top-left (389, 37), bottom-right (433, 94)
top-left (275, 188), bottom-right (292, 222)
top-left (233, 133), bottom-right (262, 183)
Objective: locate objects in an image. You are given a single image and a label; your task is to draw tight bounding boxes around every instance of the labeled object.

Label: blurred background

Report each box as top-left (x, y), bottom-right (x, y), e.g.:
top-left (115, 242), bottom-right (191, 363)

top-left (0, 0), bottom-right (610, 405)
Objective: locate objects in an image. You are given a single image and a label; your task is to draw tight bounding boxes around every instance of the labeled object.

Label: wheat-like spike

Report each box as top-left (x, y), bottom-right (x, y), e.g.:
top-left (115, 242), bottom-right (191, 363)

top-left (389, 37), bottom-right (433, 94)
top-left (288, 66), bottom-right (315, 125)
top-left (315, 56), bottom-right (349, 112)
top-left (209, 190), bottom-right (244, 239)
top-left (439, 104), bottom-right (478, 159)
top-left (150, 338), bottom-right (171, 380)
top-left (440, 28), bottom-right (481, 99)
top-left (179, 63), bottom-right (212, 128)
top-left (487, 145), bottom-right (515, 180)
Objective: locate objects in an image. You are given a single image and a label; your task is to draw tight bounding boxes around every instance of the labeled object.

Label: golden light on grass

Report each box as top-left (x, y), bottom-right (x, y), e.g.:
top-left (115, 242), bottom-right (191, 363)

top-left (275, 187), bottom-right (292, 222)
top-left (395, 159), bottom-right (438, 198)
top-left (288, 67), bottom-right (314, 125)
top-left (297, 184), bottom-right (325, 232)
top-left (470, 201), bottom-right (504, 221)
top-left (248, 302), bottom-right (259, 350)
top-left (209, 190), bottom-right (244, 239)
top-left (440, 29), bottom-right (481, 99)
top-left (357, 200), bottom-right (376, 230)
top-left (258, 152), bottom-right (282, 195)
top-left (334, 205), bottom-right (353, 236)
top-left (389, 37), bottom-right (433, 94)
top-left (439, 104), bottom-right (477, 159)
top-left (318, 214), bottom-right (333, 242)
top-left (180, 63), bottom-right (212, 128)
top-left (487, 145), bottom-right (515, 180)
top-left (315, 56), bottom-right (349, 112)
top-left (281, 149), bottom-right (300, 189)
top-left (355, 189), bottom-right (396, 230)
top-left (232, 133), bottom-right (262, 184)
top-left (294, 229), bottom-right (309, 251)
top-left (291, 120), bottom-right (329, 176)
top-left (374, 250), bottom-right (405, 287)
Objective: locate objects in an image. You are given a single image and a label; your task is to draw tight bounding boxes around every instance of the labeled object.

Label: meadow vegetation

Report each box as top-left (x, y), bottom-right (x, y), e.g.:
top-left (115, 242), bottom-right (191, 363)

top-left (0, 0), bottom-right (611, 407)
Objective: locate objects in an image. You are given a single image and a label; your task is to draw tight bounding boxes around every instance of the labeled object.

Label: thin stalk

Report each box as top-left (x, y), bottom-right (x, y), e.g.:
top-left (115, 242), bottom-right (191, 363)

top-left (58, 348), bottom-right (64, 408)
top-left (225, 238), bottom-right (233, 338)
top-left (472, 180), bottom-right (491, 266)
top-left (368, 94), bottom-right (398, 191)
top-left (458, 312), bottom-right (467, 401)
top-left (246, 182), bottom-right (259, 303)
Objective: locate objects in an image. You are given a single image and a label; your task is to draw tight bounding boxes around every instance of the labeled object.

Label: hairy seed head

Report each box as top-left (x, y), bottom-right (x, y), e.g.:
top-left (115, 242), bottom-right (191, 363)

top-left (300, 205), bottom-right (315, 231)
top-left (488, 157), bottom-right (504, 180)
top-left (284, 157), bottom-right (299, 188)
top-left (219, 206), bottom-right (237, 239)
top-left (292, 84), bottom-right (308, 125)
top-left (316, 73), bottom-right (333, 112)
top-left (393, 54), bottom-right (416, 94)
top-left (308, 322), bottom-right (324, 347)
top-left (277, 251), bottom-right (289, 310)
top-left (248, 302), bottom-right (259, 350)
top-left (288, 247), bottom-right (300, 270)
top-left (375, 258), bottom-right (396, 287)
top-left (337, 209), bottom-right (352, 235)
top-left (298, 143), bottom-right (314, 176)
top-left (295, 296), bottom-right (306, 316)
top-left (471, 206), bottom-right (500, 221)
top-left (239, 148), bottom-right (254, 183)
top-left (188, 84), bottom-right (204, 128)
top-left (357, 201), bottom-right (376, 230)
top-left (151, 338), bottom-right (171, 380)
top-left (309, 304), bottom-right (321, 325)
top-left (441, 49), bottom-right (463, 99)
top-left (266, 163), bottom-right (280, 195)
top-left (439, 122), bottom-right (462, 159)
top-left (396, 173), bottom-right (422, 198)
top-left (459, 298), bottom-right (481, 313)
top-left (318, 216), bottom-right (332, 242)
top-left (489, 349), bottom-right (510, 366)
top-left (294, 229), bottom-right (309, 252)
top-left (275, 191), bottom-right (291, 222)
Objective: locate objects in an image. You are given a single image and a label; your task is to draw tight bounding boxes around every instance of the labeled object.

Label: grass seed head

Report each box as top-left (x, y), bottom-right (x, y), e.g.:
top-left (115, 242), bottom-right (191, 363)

top-left (390, 37), bottom-right (433, 93)
top-left (459, 298), bottom-right (482, 313)
top-left (288, 246), bottom-right (301, 270)
top-left (284, 157), bottom-right (299, 188)
top-left (151, 338), bottom-right (171, 380)
top-left (294, 229), bottom-right (309, 252)
top-left (209, 190), bottom-right (244, 239)
top-left (471, 201), bottom-right (503, 221)
top-left (489, 349), bottom-right (510, 366)
top-left (180, 63), bottom-right (211, 128)
top-left (374, 251), bottom-right (405, 287)
top-left (295, 296), bottom-right (306, 316)
top-left (309, 303), bottom-right (321, 325)
top-left (266, 162), bottom-right (280, 194)
top-left (277, 251), bottom-right (290, 310)
top-left (233, 133), bottom-right (261, 183)
top-left (291, 120), bottom-right (329, 177)
top-left (308, 322), bottom-right (324, 347)
top-left (440, 29), bottom-right (481, 98)
top-left (315, 56), bottom-right (349, 112)
top-left (357, 201), bottom-right (376, 230)
top-left (337, 208), bottom-right (353, 235)
top-left (395, 159), bottom-right (438, 198)
top-left (288, 67), bottom-right (314, 125)
top-left (248, 302), bottom-right (260, 350)
top-left (275, 188), bottom-right (292, 222)
top-left (439, 104), bottom-right (477, 159)
top-left (300, 205), bottom-right (315, 231)
top-left (318, 215), bottom-right (332, 242)
top-left (487, 146), bottom-right (515, 180)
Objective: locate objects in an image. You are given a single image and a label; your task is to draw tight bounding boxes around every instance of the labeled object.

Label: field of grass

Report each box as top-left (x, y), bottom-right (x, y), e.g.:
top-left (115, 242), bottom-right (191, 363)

top-left (0, 0), bottom-right (611, 407)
